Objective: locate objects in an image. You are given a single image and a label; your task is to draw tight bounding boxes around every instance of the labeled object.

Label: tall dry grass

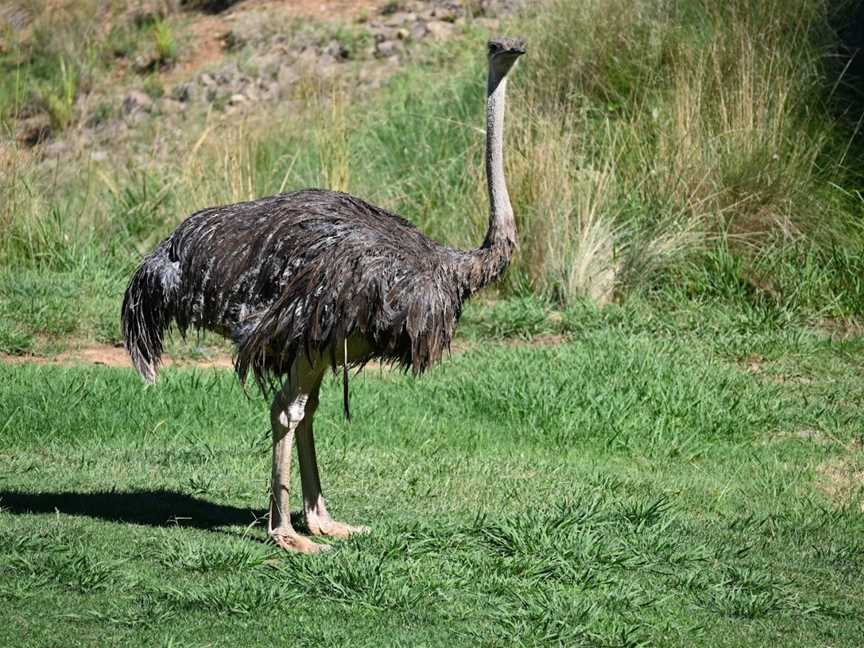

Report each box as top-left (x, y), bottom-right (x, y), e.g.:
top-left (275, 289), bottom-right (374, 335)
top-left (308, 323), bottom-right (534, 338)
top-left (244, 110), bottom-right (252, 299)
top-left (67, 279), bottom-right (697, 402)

top-left (493, 0), bottom-right (848, 305)
top-left (0, 70), bottom-right (354, 268)
top-left (2, 0), bottom-right (861, 319)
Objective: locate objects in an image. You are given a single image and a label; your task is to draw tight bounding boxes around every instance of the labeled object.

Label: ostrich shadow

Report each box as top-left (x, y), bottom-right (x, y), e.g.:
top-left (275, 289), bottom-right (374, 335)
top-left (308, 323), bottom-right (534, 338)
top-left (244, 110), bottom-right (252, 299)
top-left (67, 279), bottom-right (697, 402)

top-left (0, 489), bottom-right (293, 536)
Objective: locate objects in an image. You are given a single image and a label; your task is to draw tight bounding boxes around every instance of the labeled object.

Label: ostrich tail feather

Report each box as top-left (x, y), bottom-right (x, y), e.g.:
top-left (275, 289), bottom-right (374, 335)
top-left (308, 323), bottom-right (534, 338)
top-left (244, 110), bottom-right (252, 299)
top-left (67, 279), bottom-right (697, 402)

top-left (121, 243), bottom-right (181, 383)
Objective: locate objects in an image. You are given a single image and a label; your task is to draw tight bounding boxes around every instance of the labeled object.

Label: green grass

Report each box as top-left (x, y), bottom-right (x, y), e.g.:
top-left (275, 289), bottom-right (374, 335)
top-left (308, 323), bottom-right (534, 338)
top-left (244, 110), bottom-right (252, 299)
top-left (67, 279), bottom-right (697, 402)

top-left (2, 3), bottom-right (862, 643)
top-left (1, 322), bottom-right (862, 646)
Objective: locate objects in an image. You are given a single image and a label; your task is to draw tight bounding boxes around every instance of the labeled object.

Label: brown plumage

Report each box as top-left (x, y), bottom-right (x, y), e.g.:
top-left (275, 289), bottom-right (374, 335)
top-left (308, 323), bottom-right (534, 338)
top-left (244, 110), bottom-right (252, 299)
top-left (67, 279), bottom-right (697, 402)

top-left (121, 37), bottom-right (526, 553)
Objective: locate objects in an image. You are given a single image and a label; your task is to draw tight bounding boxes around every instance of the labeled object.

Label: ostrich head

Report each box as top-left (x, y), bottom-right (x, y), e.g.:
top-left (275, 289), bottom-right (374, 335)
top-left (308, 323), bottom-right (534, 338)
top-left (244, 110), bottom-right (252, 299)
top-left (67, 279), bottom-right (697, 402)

top-left (487, 37), bottom-right (526, 79)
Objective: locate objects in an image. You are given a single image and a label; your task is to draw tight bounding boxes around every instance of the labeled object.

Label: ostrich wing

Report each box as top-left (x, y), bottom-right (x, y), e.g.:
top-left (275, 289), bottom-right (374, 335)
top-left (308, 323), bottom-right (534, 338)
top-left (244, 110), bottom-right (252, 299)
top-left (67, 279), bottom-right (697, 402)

top-left (181, 190), bottom-right (468, 391)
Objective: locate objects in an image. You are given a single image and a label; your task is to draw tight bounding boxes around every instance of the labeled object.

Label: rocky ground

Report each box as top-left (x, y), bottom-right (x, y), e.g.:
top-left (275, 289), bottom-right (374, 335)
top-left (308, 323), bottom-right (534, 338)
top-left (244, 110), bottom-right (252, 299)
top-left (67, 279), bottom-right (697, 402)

top-left (6, 0), bottom-right (525, 164)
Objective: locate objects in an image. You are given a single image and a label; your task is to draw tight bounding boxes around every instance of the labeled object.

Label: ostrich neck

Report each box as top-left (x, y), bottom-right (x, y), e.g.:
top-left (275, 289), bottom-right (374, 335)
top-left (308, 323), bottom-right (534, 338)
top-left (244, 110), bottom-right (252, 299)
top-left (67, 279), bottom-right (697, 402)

top-left (455, 66), bottom-right (517, 298)
top-left (484, 71), bottom-right (515, 251)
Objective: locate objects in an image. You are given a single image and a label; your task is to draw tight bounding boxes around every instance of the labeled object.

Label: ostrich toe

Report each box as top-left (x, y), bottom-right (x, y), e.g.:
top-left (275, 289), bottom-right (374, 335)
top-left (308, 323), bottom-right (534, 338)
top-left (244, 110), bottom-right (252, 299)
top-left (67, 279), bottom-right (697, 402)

top-left (306, 517), bottom-right (371, 539)
top-left (270, 531), bottom-right (330, 554)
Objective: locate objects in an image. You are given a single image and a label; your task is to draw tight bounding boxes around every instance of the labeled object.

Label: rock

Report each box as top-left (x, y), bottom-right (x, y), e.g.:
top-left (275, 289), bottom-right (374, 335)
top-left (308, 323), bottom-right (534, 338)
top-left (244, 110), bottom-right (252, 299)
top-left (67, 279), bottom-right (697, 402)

top-left (247, 51), bottom-right (283, 77)
top-left (375, 40), bottom-right (401, 58)
top-left (90, 150), bottom-right (108, 162)
top-left (132, 54), bottom-right (156, 74)
top-left (223, 9), bottom-right (270, 51)
top-left (42, 140), bottom-right (70, 158)
top-left (172, 82), bottom-right (195, 102)
top-left (159, 97), bottom-right (187, 115)
top-left (296, 48), bottom-right (318, 67)
top-left (260, 84), bottom-right (279, 102)
top-left (0, 4), bottom-right (33, 32)
top-left (16, 114), bottom-right (52, 147)
top-left (317, 53), bottom-right (337, 68)
top-left (96, 120), bottom-right (129, 141)
top-left (426, 20), bottom-right (455, 40)
top-left (121, 90), bottom-right (153, 116)
top-left (323, 39), bottom-right (349, 60)
top-left (199, 72), bottom-right (216, 87)
top-left (410, 21), bottom-right (429, 40)
top-left (228, 93), bottom-right (247, 106)
top-left (380, 2), bottom-right (403, 16)
top-left (215, 63), bottom-right (239, 85)
top-left (430, 6), bottom-right (460, 22)
top-left (223, 30), bottom-right (245, 52)
top-left (127, 1), bottom-right (164, 27)
top-left (125, 110), bottom-right (149, 125)
top-left (244, 86), bottom-right (259, 102)
top-left (277, 64), bottom-right (299, 89)
top-left (482, 0), bottom-right (528, 17)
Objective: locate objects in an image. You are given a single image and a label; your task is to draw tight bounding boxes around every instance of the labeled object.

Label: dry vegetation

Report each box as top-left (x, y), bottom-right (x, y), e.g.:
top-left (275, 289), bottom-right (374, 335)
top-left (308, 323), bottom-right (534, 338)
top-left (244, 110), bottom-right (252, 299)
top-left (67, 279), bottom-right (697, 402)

top-left (1, 0), bottom-right (863, 355)
top-left (500, 0), bottom-right (863, 305)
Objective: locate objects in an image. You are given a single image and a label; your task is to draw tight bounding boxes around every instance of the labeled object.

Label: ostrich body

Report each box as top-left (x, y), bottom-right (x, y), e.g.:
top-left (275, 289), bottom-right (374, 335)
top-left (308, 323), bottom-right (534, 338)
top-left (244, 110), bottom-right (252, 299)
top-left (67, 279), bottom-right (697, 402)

top-left (122, 38), bottom-right (525, 553)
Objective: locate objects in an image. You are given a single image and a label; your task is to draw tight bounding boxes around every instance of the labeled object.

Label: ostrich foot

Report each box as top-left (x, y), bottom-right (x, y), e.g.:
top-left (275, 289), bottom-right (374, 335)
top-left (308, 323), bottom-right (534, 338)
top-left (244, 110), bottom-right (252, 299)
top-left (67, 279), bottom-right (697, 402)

top-left (306, 516), bottom-right (371, 539)
top-left (269, 530), bottom-right (330, 554)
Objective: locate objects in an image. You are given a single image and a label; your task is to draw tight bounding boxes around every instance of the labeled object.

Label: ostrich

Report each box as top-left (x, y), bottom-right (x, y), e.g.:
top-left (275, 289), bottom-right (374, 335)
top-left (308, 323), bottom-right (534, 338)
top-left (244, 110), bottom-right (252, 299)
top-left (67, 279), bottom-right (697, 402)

top-left (121, 37), bottom-right (526, 553)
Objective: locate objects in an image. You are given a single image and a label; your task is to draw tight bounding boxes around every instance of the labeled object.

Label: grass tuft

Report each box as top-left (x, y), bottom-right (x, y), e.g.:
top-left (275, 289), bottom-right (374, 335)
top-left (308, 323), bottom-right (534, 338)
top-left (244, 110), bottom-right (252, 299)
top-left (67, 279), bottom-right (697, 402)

top-left (152, 20), bottom-right (177, 67)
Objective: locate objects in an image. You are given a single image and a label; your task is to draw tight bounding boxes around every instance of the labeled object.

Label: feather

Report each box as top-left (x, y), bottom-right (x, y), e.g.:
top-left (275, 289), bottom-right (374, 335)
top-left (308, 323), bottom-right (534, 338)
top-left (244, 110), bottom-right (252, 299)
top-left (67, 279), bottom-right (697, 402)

top-left (122, 187), bottom-right (514, 399)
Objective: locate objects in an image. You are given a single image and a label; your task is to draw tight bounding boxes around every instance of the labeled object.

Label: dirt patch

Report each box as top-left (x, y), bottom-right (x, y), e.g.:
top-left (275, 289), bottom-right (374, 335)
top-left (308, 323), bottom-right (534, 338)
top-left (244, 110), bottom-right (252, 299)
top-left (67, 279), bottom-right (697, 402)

top-left (0, 346), bottom-right (234, 371)
top-left (237, 0), bottom-right (380, 20)
top-left (769, 429), bottom-right (836, 445)
top-left (813, 317), bottom-right (864, 341)
top-left (166, 0), bottom-right (382, 83)
top-left (168, 14), bottom-right (231, 82)
top-left (816, 441), bottom-right (864, 512)
top-left (0, 334), bottom-right (570, 371)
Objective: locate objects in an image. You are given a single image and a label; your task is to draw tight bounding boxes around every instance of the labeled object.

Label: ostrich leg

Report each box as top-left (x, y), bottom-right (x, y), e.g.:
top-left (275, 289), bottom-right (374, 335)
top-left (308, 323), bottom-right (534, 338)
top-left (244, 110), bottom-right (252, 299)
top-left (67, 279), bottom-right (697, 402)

top-left (268, 367), bottom-right (328, 553)
top-left (298, 383), bottom-right (370, 539)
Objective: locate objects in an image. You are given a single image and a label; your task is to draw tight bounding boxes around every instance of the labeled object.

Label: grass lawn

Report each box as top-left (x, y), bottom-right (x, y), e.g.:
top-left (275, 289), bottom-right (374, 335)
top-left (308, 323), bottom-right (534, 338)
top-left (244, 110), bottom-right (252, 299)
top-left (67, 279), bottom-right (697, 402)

top-left (3, 1), bottom-right (864, 645)
top-left (1, 320), bottom-right (862, 647)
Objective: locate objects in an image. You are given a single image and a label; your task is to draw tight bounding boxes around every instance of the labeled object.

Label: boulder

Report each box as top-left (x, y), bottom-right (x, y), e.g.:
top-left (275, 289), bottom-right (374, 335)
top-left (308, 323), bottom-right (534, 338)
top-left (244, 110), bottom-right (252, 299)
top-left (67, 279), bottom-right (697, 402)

top-left (244, 86), bottom-right (259, 102)
top-left (375, 40), bottom-right (401, 58)
top-left (323, 39), bottom-right (349, 61)
top-left (42, 139), bottom-right (70, 158)
top-left (215, 62), bottom-right (239, 85)
top-left (426, 20), bottom-right (455, 40)
top-left (247, 51), bottom-right (283, 78)
top-left (132, 54), bottom-right (157, 74)
top-left (127, 1), bottom-right (165, 27)
top-left (159, 97), bottom-right (187, 115)
top-left (16, 114), bottom-right (52, 147)
top-left (122, 90), bottom-right (154, 116)
top-left (172, 82), bottom-right (195, 102)
top-left (277, 64), bottom-right (300, 89)
top-left (410, 21), bottom-right (429, 40)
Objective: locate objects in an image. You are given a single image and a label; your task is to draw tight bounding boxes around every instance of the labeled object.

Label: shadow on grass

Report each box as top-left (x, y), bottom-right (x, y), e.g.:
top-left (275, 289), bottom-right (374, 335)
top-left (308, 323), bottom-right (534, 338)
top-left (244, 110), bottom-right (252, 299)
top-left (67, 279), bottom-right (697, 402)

top-left (0, 489), bottom-right (268, 530)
